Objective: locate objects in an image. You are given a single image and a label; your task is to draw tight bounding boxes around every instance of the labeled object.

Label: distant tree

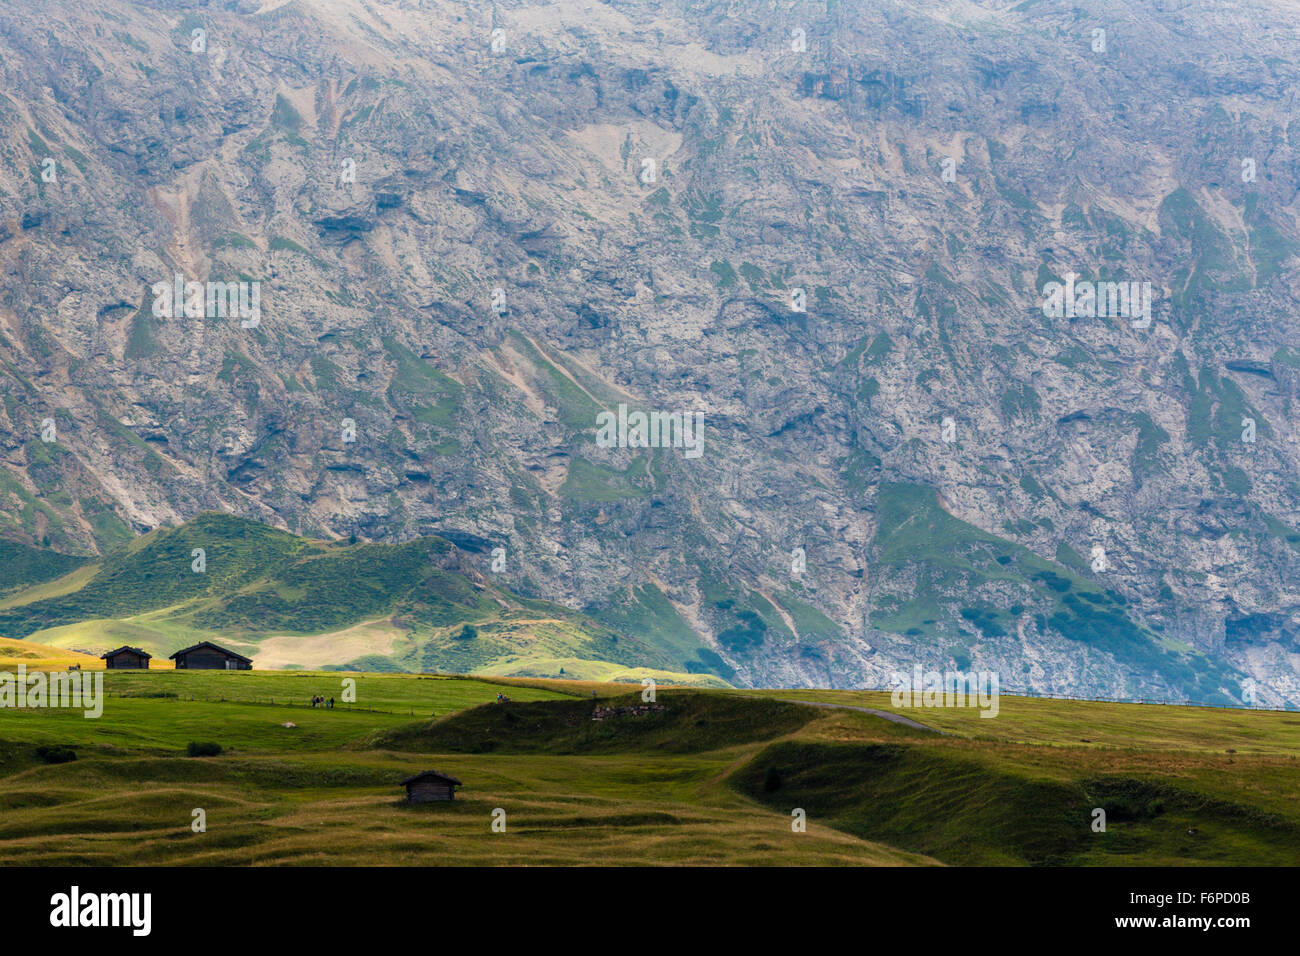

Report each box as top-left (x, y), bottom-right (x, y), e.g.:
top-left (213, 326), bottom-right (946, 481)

top-left (454, 624), bottom-right (478, 641)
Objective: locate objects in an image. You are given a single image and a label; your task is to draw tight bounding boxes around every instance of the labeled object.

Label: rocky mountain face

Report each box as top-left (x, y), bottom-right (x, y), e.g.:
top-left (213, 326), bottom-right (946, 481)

top-left (1, 0), bottom-right (1299, 704)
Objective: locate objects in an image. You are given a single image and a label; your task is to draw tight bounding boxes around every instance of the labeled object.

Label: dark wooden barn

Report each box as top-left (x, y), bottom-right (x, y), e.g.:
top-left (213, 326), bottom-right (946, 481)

top-left (101, 646), bottom-right (151, 669)
top-left (401, 770), bottom-right (462, 803)
top-left (169, 641), bottom-right (253, 670)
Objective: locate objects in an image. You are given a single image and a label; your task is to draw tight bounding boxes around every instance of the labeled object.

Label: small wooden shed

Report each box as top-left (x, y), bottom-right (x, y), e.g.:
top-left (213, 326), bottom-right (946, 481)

top-left (169, 641), bottom-right (253, 670)
top-left (401, 770), bottom-right (462, 803)
top-left (101, 645), bottom-right (151, 669)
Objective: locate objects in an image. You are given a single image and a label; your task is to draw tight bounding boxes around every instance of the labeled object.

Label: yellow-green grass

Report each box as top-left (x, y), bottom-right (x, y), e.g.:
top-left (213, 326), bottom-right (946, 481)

top-left (0, 563), bottom-right (100, 610)
top-left (737, 688), bottom-right (1300, 755)
top-left (0, 749), bottom-right (934, 866)
top-left (0, 637), bottom-right (101, 671)
top-left (249, 619), bottom-right (410, 669)
top-left (474, 655), bottom-right (732, 688)
top-left (732, 730), bottom-right (1300, 866)
top-left (0, 675), bottom-right (932, 866)
top-left (472, 674), bottom-right (650, 697)
top-left (2, 673), bottom-right (1298, 866)
top-left (24, 616), bottom-right (198, 661)
top-left (1, 697), bottom-right (412, 753)
top-left (429, 617), bottom-right (720, 686)
top-left (20, 617), bottom-right (720, 687)
top-left (40, 670), bottom-right (573, 722)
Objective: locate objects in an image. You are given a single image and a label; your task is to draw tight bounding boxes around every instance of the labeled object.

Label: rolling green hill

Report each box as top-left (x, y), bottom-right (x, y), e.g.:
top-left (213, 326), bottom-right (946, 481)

top-left (0, 515), bottom-right (724, 684)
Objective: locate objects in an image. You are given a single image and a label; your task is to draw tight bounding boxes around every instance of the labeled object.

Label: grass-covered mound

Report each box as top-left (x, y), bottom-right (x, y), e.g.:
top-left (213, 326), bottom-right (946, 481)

top-left (364, 691), bottom-right (816, 755)
top-left (732, 740), bottom-right (1300, 866)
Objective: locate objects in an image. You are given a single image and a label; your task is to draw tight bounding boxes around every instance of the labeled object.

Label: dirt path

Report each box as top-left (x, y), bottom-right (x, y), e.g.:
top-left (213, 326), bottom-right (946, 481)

top-left (778, 699), bottom-right (946, 735)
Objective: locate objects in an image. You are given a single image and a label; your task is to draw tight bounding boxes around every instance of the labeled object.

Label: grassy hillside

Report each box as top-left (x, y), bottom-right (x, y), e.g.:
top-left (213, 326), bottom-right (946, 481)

top-left (732, 739), bottom-right (1300, 865)
top-left (0, 672), bottom-right (927, 866)
top-left (0, 514), bottom-right (724, 683)
top-left (0, 670), bottom-right (1296, 866)
top-left (0, 539), bottom-right (89, 598)
top-left (365, 691), bottom-right (816, 754)
top-left (589, 582), bottom-right (719, 675)
top-left (0, 636), bottom-right (99, 671)
top-left (740, 688), bottom-right (1300, 754)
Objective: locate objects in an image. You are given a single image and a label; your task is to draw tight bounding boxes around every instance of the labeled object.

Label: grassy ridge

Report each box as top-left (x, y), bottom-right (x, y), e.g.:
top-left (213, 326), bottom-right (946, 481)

top-left (0, 674), bottom-right (568, 754)
top-left (732, 739), bottom-right (1300, 865)
top-left (365, 691), bottom-right (816, 754)
top-left (739, 688), bottom-right (1300, 754)
top-left (733, 741), bottom-right (1089, 865)
top-left (75, 670), bottom-right (571, 715)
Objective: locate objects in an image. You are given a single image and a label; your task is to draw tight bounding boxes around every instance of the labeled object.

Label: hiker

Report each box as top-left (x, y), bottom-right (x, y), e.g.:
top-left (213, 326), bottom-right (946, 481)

top-left (328, 697), bottom-right (334, 709)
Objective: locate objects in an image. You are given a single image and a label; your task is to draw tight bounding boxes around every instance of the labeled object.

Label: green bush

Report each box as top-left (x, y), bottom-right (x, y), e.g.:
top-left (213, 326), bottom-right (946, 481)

top-left (186, 741), bottom-right (224, 757)
top-left (35, 745), bottom-right (77, 764)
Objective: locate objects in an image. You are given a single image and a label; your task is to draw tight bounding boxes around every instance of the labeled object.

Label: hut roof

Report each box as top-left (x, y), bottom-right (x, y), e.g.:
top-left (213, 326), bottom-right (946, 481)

top-left (168, 641), bottom-right (253, 663)
top-left (400, 769), bottom-right (463, 787)
top-left (101, 645), bottom-right (152, 660)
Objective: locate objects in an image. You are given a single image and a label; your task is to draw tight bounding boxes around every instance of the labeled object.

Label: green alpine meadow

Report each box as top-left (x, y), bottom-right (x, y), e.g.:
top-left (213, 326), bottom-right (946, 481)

top-left (1, 667), bottom-right (1297, 867)
top-left (0, 0), bottom-right (1297, 923)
